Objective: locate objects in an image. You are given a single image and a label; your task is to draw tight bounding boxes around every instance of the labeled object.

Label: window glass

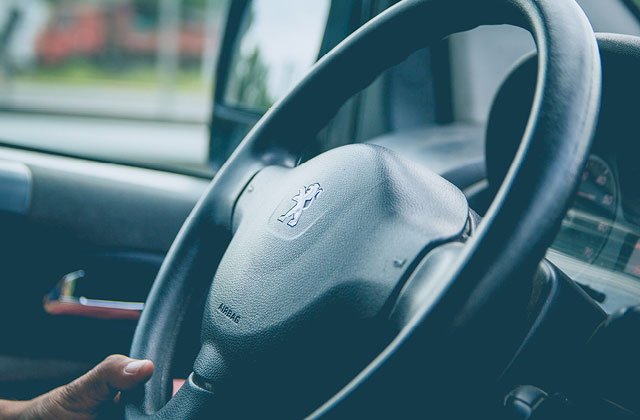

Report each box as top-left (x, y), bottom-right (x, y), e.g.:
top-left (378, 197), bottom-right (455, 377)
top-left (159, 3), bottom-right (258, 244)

top-left (0, 0), bottom-right (229, 170)
top-left (223, 0), bottom-right (331, 112)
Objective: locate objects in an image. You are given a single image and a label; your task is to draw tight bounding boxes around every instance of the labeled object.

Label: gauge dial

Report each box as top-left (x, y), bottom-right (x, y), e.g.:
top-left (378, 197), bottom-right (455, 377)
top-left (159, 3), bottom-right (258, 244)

top-left (552, 155), bottom-right (617, 263)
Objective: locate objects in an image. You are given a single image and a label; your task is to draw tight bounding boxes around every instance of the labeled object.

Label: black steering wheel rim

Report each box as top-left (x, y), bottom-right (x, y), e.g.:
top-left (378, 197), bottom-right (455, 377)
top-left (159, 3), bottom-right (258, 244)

top-left (125, 0), bottom-right (601, 418)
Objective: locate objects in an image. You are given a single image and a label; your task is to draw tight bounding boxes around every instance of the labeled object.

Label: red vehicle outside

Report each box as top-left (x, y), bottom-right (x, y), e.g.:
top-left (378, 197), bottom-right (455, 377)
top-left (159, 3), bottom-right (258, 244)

top-left (36, 3), bottom-right (208, 65)
top-left (37, 4), bottom-right (106, 65)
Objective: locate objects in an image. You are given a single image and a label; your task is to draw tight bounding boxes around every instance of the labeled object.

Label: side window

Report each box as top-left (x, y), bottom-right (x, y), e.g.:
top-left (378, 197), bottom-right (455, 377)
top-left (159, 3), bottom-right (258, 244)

top-left (222, 0), bottom-right (331, 112)
top-left (0, 0), bottom-right (229, 171)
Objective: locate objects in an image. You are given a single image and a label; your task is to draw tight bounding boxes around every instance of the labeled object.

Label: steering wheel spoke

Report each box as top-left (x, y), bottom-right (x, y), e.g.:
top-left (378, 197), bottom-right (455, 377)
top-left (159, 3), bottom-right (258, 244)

top-left (388, 242), bottom-right (466, 332)
top-left (125, 373), bottom-right (215, 420)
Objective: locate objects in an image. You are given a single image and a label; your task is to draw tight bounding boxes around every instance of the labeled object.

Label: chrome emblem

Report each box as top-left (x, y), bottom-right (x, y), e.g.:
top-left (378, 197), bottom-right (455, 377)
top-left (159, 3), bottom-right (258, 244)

top-left (277, 183), bottom-right (323, 227)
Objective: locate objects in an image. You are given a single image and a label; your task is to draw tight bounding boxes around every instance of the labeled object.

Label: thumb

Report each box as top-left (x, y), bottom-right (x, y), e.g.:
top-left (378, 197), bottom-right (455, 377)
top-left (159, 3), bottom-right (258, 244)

top-left (30, 355), bottom-right (154, 419)
top-left (66, 354), bottom-right (154, 398)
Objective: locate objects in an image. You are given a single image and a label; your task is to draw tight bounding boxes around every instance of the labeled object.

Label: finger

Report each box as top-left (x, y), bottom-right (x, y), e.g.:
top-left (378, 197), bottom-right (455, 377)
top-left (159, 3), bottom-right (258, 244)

top-left (65, 355), bottom-right (153, 403)
top-left (45, 355), bottom-right (154, 416)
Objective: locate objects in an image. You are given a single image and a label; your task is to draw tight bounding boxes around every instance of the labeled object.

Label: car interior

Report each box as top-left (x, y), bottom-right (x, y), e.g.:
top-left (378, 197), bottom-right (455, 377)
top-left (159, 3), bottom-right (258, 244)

top-left (1, 0), bottom-right (640, 418)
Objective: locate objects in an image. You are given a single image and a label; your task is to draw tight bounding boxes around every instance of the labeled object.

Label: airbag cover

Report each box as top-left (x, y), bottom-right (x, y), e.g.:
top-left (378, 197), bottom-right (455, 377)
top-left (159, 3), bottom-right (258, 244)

top-left (195, 144), bottom-right (469, 404)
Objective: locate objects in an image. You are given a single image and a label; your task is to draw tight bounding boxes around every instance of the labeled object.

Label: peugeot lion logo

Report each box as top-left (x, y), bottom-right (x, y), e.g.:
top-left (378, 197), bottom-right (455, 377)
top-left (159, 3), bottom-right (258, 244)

top-left (277, 183), bottom-right (323, 227)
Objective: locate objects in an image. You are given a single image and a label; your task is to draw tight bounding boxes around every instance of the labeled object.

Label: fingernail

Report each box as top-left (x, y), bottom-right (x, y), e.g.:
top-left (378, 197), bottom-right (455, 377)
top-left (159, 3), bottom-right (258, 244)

top-left (124, 359), bottom-right (148, 374)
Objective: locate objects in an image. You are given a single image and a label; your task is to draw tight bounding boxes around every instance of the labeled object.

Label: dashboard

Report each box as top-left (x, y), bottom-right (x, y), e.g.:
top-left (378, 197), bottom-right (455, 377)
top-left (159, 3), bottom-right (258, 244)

top-left (370, 35), bottom-right (640, 315)
top-left (485, 35), bottom-right (640, 314)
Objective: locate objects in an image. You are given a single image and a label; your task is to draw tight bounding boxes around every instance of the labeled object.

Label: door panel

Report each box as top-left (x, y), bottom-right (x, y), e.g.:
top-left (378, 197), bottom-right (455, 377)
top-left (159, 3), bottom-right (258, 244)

top-left (0, 146), bottom-right (208, 399)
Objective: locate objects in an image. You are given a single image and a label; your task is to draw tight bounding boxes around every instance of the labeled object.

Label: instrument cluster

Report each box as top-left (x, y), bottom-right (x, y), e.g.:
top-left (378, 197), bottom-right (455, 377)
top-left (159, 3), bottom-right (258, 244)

top-left (547, 144), bottom-right (640, 313)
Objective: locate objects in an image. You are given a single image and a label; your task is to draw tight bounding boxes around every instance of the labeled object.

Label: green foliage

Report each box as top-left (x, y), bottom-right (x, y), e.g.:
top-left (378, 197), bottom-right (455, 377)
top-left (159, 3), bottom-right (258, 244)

top-left (16, 58), bottom-right (209, 91)
top-left (226, 46), bottom-right (273, 111)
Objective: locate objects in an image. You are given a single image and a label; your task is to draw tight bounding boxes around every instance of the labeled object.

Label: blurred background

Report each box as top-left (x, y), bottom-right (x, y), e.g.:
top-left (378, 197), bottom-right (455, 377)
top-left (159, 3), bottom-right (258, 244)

top-left (1, 0), bottom-right (638, 173)
top-left (0, 0), bottom-right (229, 170)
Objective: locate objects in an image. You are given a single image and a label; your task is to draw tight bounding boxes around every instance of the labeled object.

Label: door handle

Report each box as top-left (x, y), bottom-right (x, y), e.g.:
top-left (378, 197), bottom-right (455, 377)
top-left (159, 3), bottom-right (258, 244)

top-left (44, 270), bottom-right (144, 320)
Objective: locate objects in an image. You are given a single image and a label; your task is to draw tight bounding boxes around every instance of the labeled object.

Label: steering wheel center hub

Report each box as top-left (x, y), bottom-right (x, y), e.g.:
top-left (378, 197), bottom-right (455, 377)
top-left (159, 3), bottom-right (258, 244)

top-left (194, 144), bottom-right (469, 404)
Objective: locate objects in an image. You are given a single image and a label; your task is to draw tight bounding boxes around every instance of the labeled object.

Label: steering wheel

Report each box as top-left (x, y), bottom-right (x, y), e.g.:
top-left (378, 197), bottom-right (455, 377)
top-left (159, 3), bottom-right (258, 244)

top-left (124, 0), bottom-right (601, 418)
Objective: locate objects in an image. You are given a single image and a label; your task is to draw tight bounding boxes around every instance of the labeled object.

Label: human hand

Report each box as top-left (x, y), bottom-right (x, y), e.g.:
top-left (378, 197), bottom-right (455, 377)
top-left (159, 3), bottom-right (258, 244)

top-left (0, 355), bottom-right (153, 420)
